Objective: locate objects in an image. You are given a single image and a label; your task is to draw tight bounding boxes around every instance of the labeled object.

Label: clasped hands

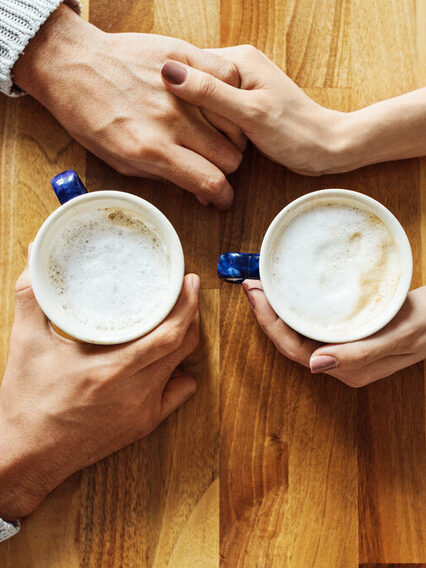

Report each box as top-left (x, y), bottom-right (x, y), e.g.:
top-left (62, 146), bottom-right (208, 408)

top-left (1, 4), bottom-right (425, 522)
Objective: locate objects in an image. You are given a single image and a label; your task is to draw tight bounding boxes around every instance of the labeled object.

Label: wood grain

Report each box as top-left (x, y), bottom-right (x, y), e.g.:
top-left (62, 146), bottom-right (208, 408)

top-left (0, 1), bottom-right (424, 567)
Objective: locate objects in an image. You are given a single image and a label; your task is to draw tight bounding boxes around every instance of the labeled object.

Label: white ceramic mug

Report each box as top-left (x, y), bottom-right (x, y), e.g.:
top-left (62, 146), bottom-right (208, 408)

top-left (218, 189), bottom-right (413, 343)
top-left (30, 170), bottom-right (184, 344)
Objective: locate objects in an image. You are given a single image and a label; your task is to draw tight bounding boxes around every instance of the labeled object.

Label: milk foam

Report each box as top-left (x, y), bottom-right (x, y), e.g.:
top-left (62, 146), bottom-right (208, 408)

top-left (269, 203), bottom-right (401, 333)
top-left (47, 207), bottom-right (170, 331)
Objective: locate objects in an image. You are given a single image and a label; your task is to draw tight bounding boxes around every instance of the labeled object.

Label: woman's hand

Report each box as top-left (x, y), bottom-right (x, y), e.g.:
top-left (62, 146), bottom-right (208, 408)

top-left (242, 280), bottom-right (426, 388)
top-left (13, 5), bottom-right (246, 209)
top-left (161, 45), bottom-right (426, 174)
top-left (161, 45), bottom-right (344, 176)
top-left (0, 255), bottom-right (200, 521)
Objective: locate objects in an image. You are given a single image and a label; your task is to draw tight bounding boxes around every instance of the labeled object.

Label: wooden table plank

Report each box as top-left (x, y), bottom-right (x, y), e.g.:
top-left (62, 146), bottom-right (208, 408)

top-left (0, 1), bottom-right (424, 567)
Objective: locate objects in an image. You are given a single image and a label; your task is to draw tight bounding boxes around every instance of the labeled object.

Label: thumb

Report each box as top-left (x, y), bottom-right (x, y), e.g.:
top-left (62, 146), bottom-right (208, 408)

top-left (161, 60), bottom-right (249, 127)
top-left (160, 369), bottom-right (197, 421)
top-left (14, 244), bottom-right (47, 326)
top-left (309, 338), bottom-right (386, 375)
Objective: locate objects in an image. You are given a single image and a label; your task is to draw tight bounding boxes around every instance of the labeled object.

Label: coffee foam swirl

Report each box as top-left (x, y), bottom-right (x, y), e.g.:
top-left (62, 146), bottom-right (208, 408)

top-left (269, 203), bottom-right (401, 334)
top-left (47, 207), bottom-right (170, 331)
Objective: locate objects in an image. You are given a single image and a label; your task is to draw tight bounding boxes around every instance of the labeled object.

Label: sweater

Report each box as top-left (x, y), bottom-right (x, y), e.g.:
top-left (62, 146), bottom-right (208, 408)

top-left (0, 0), bottom-right (81, 95)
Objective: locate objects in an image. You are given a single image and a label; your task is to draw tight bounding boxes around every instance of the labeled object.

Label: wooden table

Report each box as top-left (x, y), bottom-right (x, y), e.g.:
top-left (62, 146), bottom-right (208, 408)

top-left (0, 1), bottom-right (425, 566)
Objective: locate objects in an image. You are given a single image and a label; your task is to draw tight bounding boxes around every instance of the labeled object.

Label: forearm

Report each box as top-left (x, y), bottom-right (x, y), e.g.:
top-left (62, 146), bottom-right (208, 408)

top-left (333, 88), bottom-right (426, 172)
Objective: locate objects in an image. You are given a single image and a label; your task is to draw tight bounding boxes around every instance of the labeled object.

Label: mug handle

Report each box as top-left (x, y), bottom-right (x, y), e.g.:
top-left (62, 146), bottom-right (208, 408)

top-left (51, 169), bottom-right (88, 204)
top-left (217, 252), bottom-right (260, 284)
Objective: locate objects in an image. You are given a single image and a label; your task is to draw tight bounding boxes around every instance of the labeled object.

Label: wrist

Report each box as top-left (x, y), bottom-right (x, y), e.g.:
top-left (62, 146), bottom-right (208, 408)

top-left (13, 3), bottom-right (100, 104)
top-left (0, 413), bottom-right (62, 521)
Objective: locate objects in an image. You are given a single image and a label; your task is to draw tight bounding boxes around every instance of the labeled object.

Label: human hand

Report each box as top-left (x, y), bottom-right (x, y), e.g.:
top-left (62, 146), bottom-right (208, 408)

top-left (162, 46), bottom-right (426, 174)
top-left (13, 5), bottom-right (246, 209)
top-left (0, 257), bottom-right (200, 521)
top-left (161, 45), bottom-right (345, 176)
top-left (242, 281), bottom-right (426, 388)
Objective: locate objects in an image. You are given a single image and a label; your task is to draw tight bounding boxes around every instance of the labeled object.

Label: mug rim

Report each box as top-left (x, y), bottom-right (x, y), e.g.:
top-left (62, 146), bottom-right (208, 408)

top-left (259, 189), bottom-right (413, 343)
top-left (30, 191), bottom-right (185, 345)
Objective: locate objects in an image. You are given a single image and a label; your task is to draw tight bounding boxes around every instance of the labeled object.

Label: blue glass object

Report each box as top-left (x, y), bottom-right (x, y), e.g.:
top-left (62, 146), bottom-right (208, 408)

top-left (51, 170), bottom-right (88, 204)
top-left (217, 252), bottom-right (260, 284)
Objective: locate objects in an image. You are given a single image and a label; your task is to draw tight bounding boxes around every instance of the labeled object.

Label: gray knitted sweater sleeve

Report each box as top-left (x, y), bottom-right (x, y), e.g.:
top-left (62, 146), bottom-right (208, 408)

top-left (0, 518), bottom-right (20, 542)
top-left (0, 0), bottom-right (81, 96)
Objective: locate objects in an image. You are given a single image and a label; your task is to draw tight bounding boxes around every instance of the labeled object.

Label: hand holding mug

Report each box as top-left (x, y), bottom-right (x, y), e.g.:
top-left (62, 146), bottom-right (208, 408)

top-left (218, 189), bottom-right (417, 387)
top-left (0, 255), bottom-right (200, 522)
top-left (242, 282), bottom-right (426, 387)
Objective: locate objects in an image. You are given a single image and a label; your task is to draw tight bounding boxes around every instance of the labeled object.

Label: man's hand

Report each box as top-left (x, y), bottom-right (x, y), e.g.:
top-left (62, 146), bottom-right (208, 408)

top-left (242, 281), bottom-right (426, 388)
top-left (0, 256), bottom-right (200, 521)
top-left (13, 5), bottom-right (246, 209)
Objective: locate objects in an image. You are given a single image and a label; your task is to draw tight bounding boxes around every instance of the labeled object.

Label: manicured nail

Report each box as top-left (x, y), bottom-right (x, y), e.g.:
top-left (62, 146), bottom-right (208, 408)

top-left (243, 284), bottom-right (256, 310)
top-left (310, 355), bottom-right (339, 374)
top-left (161, 61), bottom-right (188, 85)
top-left (192, 274), bottom-right (201, 293)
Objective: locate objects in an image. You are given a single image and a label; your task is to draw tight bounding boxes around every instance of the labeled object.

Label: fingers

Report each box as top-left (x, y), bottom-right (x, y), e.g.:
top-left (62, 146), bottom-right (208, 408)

top-left (201, 109), bottom-right (247, 152)
top-left (160, 368), bottom-right (197, 421)
top-left (178, 113), bottom-right (243, 175)
top-left (163, 145), bottom-right (234, 209)
top-left (161, 60), bottom-right (249, 127)
top-left (113, 274), bottom-right (200, 371)
top-left (309, 322), bottom-right (409, 375)
top-left (242, 280), bottom-right (320, 366)
top-left (185, 47), bottom-right (241, 87)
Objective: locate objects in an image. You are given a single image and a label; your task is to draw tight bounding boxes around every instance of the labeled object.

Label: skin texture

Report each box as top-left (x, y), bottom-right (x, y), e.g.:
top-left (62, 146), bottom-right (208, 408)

top-left (0, 254), bottom-right (201, 521)
top-left (242, 281), bottom-right (426, 388)
top-left (13, 5), bottom-right (247, 209)
top-left (161, 45), bottom-right (426, 174)
top-left (162, 45), bottom-right (426, 386)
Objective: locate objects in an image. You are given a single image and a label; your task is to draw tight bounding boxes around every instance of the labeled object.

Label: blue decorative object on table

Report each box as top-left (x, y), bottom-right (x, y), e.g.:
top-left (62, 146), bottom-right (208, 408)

top-left (51, 169), bottom-right (88, 204)
top-left (217, 252), bottom-right (260, 284)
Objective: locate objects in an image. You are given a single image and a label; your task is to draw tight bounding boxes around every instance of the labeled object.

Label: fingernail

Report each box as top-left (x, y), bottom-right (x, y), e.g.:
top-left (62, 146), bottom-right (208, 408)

top-left (192, 274), bottom-right (201, 293)
top-left (310, 355), bottom-right (339, 374)
top-left (161, 61), bottom-right (188, 85)
top-left (242, 284), bottom-right (256, 310)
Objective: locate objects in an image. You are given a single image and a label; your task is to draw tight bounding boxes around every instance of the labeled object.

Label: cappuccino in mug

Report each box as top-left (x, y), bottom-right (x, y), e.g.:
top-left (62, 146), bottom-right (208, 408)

top-left (30, 190), bottom-right (184, 344)
top-left (268, 203), bottom-right (401, 337)
top-left (258, 189), bottom-right (412, 343)
top-left (47, 207), bottom-right (170, 332)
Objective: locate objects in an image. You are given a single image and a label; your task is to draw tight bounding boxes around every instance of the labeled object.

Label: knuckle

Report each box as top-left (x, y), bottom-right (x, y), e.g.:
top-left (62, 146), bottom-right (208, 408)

top-left (135, 140), bottom-right (166, 163)
top-left (221, 60), bottom-right (239, 87)
top-left (225, 150), bottom-right (243, 173)
top-left (246, 95), bottom-right (267, 121)
top-left (161, 324), bottom-right (185, 352)
top-left (196, 75), bottom-right (218, 100)
top-left (336, 370), bottom-right (369, 388)
top-left (240, 44), bottom-right (260, 58)
top-left (114, 162), bottom-right (134, 176)
top-left (200, 172), bottom-right (227, 196)
top-left (344, 347), bottom-right (370, 369)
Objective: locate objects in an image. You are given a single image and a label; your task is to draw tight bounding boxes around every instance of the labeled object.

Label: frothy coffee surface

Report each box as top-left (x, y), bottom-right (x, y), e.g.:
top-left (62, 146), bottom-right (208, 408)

top-left (47, 207), bottom-right (170, 331)
top-left (269, 203), bottom-right (401, 335)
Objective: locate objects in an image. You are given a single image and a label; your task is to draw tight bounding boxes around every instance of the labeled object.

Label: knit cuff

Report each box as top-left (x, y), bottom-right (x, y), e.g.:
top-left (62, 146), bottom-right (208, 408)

top-left (0, 518), bottom-right (20, 542)
top-left (0, 0), bottom-right (82, 96)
